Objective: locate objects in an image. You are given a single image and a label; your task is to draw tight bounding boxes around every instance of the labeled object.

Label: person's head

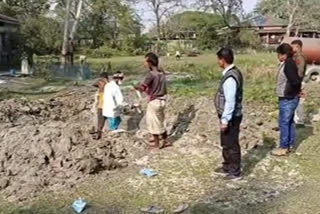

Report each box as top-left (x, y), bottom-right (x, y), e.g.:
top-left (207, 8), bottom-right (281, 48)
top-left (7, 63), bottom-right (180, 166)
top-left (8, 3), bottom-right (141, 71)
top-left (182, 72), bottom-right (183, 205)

top-left (291, 39), bottom-right (303, 54)
top-left (144, 52), bottom-right (159, 70)
top-left (276, 43), bottom-right (294, 62)
top-left (100, 72), bottom-right (109, 82)
top-left (113, 71), bottom-right (124, 85)
top-left (216, 48), bottom-right (234, 69)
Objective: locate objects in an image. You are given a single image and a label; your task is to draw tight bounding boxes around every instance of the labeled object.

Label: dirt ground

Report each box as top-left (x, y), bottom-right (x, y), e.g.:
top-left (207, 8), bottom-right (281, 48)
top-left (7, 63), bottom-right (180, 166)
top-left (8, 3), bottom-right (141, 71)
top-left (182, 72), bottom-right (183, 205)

top-left (0, 75), bottom-right (320, 214)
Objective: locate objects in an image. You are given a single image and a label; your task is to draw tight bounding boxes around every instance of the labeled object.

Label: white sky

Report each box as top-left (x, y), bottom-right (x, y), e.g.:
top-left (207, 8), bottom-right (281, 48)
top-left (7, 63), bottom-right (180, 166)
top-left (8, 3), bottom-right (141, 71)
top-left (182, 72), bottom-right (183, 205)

top-left (136, 0), bottom-right (259, 32)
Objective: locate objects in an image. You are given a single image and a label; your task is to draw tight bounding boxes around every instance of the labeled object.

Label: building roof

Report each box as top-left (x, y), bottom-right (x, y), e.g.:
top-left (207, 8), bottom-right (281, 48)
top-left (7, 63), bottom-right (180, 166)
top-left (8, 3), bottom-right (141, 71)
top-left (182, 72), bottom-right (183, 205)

top-left (249, 15), bottom-right (287, 27)
top-left (0, 14), bottom-right (19, 25)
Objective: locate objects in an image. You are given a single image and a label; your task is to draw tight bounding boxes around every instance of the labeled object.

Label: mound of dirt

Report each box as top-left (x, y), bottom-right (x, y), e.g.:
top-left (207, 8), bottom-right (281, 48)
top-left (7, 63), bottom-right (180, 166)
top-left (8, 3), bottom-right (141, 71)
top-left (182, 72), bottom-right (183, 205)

top-left (0, 88), bottom-right (139, 202)
top-left (0, 85), bottom-right (279, 202)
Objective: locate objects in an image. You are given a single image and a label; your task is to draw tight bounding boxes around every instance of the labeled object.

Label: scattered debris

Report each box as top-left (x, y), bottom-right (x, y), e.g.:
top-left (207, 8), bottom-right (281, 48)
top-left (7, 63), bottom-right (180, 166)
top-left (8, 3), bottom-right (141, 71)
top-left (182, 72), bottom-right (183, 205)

top-left (140, 168), bottom-right (158, 178)
top-left (72, 199), bottom-right (87, 213)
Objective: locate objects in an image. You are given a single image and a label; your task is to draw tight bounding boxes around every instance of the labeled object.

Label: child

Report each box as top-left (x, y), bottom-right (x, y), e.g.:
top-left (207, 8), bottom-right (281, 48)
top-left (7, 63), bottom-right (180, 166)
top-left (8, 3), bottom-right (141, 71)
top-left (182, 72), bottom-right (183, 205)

top-left (93, 72), bottom-right (109, 140)
top-left (103, 72), bottom-right (125, 131)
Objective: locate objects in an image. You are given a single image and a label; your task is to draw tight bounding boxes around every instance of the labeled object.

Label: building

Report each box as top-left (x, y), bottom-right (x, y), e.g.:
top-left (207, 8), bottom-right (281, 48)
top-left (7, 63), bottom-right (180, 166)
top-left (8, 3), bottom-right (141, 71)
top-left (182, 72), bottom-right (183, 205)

top-left (246, 15), bottom-right (320, 47)
top-left (0, 13), bottom-right (19, 65)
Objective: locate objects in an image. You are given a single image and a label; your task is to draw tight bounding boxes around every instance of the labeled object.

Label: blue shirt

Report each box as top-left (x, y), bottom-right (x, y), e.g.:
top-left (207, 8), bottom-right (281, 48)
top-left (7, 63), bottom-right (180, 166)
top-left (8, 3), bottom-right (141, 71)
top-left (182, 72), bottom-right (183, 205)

top-left (221, 65), bottom-right (237, 125)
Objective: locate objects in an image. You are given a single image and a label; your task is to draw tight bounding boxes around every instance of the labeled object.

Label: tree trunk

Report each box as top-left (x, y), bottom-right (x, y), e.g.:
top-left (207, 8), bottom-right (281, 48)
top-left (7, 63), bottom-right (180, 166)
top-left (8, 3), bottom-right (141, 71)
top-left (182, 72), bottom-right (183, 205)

top-left (61, 0), bottom-right (72, 65)
top-left (70, 0), bottom-right (83, 40)
top-left (155, 10), bottom-right (161, 56)
top-left (286, 18), bottom-right (294, 36)
top-left (286, 0), bottom-right (297, 37)
top-left (295, 26), bottom-right (300, 37)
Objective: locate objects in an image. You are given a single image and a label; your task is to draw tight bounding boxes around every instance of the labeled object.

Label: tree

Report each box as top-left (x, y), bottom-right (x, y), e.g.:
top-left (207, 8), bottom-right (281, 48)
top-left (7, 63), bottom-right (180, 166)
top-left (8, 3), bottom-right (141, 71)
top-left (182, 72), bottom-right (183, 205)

top-left (61, 0), bottom-right (72, 65)
top-left (256, 0), bottom-right (320, 36)
top-left (70, 0), bottom-right (84, 40)
top-left (0, 0), bottom-right (60, 66)
top-left (197, 0), bottom-right (243, 28)
top-left (76, 0), bottom-right (142, 50)
top-left (143, 0), bottom-right (183, 42)
top-left (0, 0), bottom-right (50, 17)
top-left (159, 11), bottom-right (225, 49)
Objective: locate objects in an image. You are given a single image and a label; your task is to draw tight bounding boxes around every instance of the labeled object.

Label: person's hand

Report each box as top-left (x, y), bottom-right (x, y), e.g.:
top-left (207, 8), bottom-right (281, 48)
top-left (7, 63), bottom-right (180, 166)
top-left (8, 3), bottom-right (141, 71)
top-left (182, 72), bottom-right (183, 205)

top-left (220, 123), bottom-right (228, 132)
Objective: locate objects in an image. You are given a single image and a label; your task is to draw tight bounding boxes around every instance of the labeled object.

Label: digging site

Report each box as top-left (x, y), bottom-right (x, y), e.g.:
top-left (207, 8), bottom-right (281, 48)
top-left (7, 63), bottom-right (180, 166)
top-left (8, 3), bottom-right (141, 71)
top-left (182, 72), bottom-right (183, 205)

top-left (0, 86), bottom-right (144, 202)
top-left (0, 77), bottom-right (312, 209)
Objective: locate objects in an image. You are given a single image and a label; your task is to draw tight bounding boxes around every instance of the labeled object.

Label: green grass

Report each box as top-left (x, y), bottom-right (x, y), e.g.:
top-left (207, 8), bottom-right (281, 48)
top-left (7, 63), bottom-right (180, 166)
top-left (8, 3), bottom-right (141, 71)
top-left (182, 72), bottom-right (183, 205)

top-left (86, 53), bottom-right (278, 104)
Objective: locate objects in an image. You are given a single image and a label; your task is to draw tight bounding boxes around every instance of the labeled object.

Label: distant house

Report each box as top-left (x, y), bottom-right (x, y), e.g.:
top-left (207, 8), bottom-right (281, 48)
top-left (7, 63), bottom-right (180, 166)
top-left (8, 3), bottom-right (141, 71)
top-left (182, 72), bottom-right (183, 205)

top-left (245, 15), bottom-right (320, 46)
top-left (0, 14), bottom-right (19, 65)
top-left (151, 30), bottom-right (198, 41)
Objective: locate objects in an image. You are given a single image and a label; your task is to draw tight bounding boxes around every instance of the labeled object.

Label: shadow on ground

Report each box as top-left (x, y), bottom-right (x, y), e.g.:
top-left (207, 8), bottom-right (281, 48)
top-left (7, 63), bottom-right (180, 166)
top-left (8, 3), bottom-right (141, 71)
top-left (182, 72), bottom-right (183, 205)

top-left (295, 125), bottom-right (314, 151)
top-left (169, 105), bottom-right (198, 143)
top-left (127, 110), bottom-right (144, 133)
top-left (242, 136), bottom-right (276, 176)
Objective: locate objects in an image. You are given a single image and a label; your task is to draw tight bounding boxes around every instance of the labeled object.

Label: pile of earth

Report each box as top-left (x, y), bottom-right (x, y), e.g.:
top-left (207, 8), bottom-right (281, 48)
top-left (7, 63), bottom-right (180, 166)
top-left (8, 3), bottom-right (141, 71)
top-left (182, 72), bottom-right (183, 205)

top-left (0, 88), bottom-right (144, 202)
top-left (0, 85), bottom-right (279, 202)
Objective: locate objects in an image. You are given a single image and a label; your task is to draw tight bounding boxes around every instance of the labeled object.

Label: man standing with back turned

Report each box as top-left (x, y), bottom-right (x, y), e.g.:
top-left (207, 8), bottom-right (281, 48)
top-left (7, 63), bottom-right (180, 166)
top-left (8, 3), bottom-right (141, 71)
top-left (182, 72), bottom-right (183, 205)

top-left (214, 48), bottom-right (244, 181)
top-left (291, 40), bottom-right (307, 127)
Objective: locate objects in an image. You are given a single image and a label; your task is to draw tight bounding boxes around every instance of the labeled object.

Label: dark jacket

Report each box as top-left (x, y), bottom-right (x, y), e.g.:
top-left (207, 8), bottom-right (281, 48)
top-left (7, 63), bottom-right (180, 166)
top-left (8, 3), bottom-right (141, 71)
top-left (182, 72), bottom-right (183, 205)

top-left (214, 67), bottom-right (243, 118)
top-left (276, 57), bottom-right (302, 98)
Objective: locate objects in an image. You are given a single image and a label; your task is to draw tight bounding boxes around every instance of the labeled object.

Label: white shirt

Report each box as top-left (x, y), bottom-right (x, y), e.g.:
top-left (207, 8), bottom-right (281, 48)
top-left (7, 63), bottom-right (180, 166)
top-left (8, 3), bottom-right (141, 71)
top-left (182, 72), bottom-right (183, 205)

top-left (221, 64), bottom-right (237, 125)
top-left (103, 81), bottom-right (124, 118)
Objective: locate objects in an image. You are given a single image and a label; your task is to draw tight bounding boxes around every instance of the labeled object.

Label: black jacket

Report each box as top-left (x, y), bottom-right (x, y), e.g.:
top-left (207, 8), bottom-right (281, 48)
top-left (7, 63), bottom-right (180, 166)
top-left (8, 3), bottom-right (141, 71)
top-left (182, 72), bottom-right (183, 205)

top-left (276, 57), bottom-right (302, 98)
top-left (284, 57), bottom-right (302, 97)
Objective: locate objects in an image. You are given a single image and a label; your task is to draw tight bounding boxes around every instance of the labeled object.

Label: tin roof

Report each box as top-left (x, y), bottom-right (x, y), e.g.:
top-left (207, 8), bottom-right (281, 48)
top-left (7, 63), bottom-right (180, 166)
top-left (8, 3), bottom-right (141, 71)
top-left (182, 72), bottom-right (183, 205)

top-left (0, 14), bottom-right (19, 25)
top-left (249, 15), bottom-right (287, 27)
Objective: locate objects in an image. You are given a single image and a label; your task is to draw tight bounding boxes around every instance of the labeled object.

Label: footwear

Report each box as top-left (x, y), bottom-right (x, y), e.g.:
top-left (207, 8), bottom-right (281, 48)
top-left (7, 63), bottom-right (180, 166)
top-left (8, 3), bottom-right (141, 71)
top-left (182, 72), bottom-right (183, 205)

top-left (271, 148), bottom-right (289, 156)
top-left (159, 140), bottom-right (173, 149)
top-left (213, 167), bottom-right (229, 176)
top-left (223, 174), bottom-right (243, 181)
top-left (92, 131), bottom-right (102, 140)
top-left (140, 206), bottom-right (164, 214)
top-left (289, 145), bottom-right (296, 153)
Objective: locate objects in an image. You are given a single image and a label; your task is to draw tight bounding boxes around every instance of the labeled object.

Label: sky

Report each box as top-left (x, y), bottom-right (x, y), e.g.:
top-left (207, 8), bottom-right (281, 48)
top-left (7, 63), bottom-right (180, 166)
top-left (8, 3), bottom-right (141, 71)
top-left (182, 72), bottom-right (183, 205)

top-left (137, 0), bottom-right (259, 32)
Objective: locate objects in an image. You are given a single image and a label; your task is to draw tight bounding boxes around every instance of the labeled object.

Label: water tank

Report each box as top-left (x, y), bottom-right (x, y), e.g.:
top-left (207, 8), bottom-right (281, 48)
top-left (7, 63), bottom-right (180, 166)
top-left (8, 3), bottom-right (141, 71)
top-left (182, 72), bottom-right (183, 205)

top-left (282, 37), bottom-right (320, 64)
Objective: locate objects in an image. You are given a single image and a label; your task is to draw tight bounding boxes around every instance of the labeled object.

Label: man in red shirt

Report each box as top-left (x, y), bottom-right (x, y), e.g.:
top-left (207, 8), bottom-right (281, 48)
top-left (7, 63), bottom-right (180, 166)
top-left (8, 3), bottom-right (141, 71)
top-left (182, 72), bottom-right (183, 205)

top-left (135, 53), bottom-right (170, 149)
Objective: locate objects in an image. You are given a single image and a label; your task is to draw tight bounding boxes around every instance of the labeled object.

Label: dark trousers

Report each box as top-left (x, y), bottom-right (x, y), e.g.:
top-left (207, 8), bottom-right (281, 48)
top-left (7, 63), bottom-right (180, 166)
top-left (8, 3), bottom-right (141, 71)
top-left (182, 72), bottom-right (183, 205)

top-left (97, 108), bottom-right (105, 132)
top-left (220, 116), bottom-right (242, 176)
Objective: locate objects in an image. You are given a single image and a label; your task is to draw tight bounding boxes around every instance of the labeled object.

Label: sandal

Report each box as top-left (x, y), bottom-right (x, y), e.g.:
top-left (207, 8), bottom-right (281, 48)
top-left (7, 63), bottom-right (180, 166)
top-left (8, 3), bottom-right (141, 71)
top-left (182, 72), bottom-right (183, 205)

top-left (92, 132), bottom-right (102, 140)
top-left (160, 140), bottom-right (173, 149)
top-left (140, 206), bottom-right (164, 214)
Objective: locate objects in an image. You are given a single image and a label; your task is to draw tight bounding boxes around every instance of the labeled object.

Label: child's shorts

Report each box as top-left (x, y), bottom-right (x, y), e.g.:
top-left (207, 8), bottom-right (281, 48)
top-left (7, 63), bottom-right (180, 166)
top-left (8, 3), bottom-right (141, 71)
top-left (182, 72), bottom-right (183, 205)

top-left (107, 116), bottom-right (121, 131)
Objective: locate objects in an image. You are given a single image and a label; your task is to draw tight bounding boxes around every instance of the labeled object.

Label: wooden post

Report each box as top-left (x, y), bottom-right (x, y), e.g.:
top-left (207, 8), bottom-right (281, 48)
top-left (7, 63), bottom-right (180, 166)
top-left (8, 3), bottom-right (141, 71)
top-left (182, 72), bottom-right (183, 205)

top-left (266, 33), bottom-right (270, 47)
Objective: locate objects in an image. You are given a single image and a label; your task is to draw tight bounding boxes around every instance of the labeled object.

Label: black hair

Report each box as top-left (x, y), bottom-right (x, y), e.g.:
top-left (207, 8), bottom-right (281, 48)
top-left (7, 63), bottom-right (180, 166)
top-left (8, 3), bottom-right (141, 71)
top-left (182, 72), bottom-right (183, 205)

top-left (113, 71), bottom-right (124, 80)
top-left (100, 72), bottom-right (109, 79)
top-left (277, 43), bottom-right (294, 57)
top-left (291, 39), bottom-right (303, 48)
top-left (145, 52), bottom-right (159, 67)
top-left (216, 48), bottom-right (234, 64)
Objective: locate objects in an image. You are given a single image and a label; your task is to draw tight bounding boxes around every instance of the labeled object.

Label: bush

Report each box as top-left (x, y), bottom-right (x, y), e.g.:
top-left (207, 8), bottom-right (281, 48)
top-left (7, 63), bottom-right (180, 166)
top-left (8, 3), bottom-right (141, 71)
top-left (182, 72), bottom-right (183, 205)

top-left (238, 29), bottom-right (262, 49)
top-left (79, 45), bottom-right (123, 58)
